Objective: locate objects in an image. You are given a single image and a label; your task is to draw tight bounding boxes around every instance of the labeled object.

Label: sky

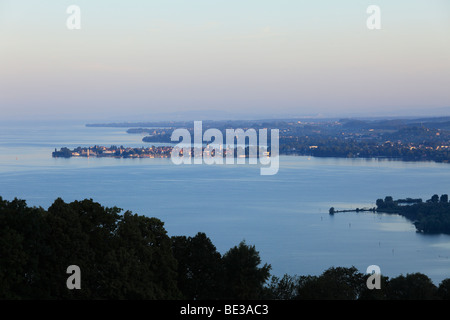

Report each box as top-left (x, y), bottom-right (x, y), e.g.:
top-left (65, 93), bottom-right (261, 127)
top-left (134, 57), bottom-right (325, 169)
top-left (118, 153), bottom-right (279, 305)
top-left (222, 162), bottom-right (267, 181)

top-left (0, 0), bottom-right (450, 122)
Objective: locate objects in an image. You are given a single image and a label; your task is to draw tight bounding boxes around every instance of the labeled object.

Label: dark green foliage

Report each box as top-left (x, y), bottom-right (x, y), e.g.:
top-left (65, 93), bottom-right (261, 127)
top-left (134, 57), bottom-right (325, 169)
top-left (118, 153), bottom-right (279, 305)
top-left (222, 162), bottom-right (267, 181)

top-left (294, 267), bottom-right (365, 300)
top-left (437, 279), bottom-right (450, 300)
top-left (385, 273), bottom-right (438, 300)
top-left (0, 197), bottom-right (272, 300)
top-left (2, 196), bottom-right (450, 300)
top-left (0, 198), bottom-right (48, 299)
top-left (0, 196), bottom-right (180, 299)
top-left (266, 267), bottom-right (448, 300)
top-left (265, 274), bottom-right (299, 300)
top-left (376, 195), bottom-right (450, 234)
top-left (221, 241), bottom-right (271, 300)
top-left (171, 232), bottom-right (224, 299)
top-left (172, 237), bottom-right (271, 300)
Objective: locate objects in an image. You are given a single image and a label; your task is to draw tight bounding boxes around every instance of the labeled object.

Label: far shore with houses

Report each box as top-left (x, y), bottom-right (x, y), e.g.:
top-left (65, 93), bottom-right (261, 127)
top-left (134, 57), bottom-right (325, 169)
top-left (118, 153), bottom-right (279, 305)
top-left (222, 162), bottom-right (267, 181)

top-left (52, 145), bottom-right (269, 159)
top-left (52, 145), bottom-right (173, 159)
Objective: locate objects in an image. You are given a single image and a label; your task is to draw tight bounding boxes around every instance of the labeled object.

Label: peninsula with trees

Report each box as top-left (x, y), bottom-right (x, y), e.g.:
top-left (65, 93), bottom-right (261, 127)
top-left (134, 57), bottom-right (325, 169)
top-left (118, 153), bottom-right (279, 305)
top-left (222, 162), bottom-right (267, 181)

top-left (331, 194), bottom-right (450, 235)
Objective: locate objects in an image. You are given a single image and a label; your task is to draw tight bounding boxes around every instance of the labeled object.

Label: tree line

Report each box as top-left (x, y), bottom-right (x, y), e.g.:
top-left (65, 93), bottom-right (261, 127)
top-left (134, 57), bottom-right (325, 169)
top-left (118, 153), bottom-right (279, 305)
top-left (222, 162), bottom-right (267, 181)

top-left (280, 136), bottom-right (450, 163)
top-left (0, 196), bottom-right (269, 299)
top-left (376, 194), bottom-right (450, 234)
top-left (1, 196), bottom-right (450, 300)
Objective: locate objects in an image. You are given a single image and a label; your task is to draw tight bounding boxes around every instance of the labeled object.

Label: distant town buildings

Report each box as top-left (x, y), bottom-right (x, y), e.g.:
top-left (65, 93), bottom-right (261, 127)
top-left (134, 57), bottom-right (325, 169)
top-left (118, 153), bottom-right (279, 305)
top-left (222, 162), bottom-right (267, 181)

top-left (52, 145), bottom-right (172, 158)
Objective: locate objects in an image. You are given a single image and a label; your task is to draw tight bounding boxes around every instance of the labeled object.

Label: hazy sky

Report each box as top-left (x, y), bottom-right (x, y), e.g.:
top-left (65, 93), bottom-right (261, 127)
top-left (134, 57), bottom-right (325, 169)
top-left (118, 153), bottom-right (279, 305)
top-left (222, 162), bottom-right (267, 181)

top-left (1, 0), bottom-right (449, 121)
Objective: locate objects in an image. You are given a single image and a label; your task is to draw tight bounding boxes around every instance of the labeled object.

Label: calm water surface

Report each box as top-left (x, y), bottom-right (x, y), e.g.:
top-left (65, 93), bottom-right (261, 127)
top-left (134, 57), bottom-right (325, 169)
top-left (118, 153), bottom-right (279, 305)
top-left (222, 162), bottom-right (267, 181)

top-left (1, 121), bottom-right (450, 284)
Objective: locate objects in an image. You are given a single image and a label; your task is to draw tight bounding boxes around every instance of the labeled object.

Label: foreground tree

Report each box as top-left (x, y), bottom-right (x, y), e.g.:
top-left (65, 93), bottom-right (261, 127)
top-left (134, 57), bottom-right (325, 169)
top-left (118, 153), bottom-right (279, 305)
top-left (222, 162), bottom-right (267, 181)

top-left (222, 241), bottom-right (271, 299)
top-left (437, 278), bottom-right (450, 300)
top-left (265, 274), bottom-right (299, 300)
top-left (0, 197), bottom-right (181, 299)
top-left (386, 273), bottom-right (438, 300)
top-left (295, 266), bottom-right (366, 300)
top-left (171, 232), bottom-right (224, 299)
top-left (0, 198), bottom-right (47, 299)
top-left (2, 195), bottom-right (449, 300)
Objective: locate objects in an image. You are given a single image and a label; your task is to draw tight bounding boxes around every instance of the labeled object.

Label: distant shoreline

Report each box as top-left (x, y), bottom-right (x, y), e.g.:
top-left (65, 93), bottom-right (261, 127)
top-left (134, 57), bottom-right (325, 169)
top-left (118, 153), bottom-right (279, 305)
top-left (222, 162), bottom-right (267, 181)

top-left (52, 145), bottom-right (450, 165)
top-left (52, 145), bottom-right (272, 159)
top-left (86, 116), bottom-right (450, 163)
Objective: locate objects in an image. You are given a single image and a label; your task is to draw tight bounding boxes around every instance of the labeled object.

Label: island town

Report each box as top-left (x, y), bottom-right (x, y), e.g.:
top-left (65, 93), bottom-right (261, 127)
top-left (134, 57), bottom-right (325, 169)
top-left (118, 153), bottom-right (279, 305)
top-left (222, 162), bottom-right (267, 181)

top-left (52, 145), bottom-right (173, 159)
top-left (51, 145), bottom-right (266, 159)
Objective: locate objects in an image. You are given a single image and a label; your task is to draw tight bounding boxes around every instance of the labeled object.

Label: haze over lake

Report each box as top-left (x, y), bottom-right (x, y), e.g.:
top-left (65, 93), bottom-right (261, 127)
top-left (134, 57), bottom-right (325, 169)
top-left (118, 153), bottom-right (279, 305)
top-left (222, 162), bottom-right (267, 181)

top-left (1, 121), bottom-right (450, 284)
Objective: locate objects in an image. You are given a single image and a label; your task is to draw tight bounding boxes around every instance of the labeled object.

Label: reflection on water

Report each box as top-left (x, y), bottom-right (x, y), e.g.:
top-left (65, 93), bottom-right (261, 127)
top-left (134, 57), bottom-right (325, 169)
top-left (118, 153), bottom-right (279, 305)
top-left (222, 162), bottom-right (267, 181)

top-left (377, 222), bottom-right (417, 232)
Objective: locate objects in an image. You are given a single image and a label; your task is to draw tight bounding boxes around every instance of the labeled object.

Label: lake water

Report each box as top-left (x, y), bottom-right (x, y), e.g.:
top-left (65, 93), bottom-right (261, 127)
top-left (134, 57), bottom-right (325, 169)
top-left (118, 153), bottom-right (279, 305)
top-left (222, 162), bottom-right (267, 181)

top-left (1, 121), bottom-right (450, 285)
